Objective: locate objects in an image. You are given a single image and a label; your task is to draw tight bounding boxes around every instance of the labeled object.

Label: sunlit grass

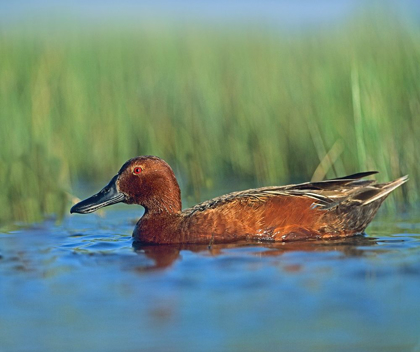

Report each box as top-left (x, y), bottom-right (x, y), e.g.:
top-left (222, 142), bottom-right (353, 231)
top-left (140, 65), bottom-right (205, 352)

top-left (0, 15), bottom-right (418, 224)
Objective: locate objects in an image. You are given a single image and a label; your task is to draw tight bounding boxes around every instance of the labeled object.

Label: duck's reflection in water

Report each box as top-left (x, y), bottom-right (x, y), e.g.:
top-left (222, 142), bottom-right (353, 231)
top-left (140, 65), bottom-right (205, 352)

top-left (132, 235), bottom-right (378, 270)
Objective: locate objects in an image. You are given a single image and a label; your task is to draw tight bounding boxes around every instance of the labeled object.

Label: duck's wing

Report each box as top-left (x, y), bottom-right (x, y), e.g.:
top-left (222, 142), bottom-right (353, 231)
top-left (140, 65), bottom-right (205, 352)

top-left (183, 172), bottom-right (407, 216)
top-left (283, 173), bottom-right (407, 210)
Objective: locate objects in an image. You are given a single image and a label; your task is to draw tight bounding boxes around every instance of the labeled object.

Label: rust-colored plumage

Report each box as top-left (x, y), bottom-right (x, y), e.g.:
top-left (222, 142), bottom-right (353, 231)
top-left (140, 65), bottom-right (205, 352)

top-left (71, 156), bottom-right (407, 244)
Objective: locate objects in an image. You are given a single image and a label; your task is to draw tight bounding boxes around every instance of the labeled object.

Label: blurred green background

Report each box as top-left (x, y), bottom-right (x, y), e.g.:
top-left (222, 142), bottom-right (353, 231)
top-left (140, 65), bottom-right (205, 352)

top-left (0, 1), bottom-right (419, 224)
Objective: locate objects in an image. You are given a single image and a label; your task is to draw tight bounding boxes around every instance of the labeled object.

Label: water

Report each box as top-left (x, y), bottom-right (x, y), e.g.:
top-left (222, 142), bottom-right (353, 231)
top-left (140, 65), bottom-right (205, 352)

top-left (1, 208), bottom-right (420, 351)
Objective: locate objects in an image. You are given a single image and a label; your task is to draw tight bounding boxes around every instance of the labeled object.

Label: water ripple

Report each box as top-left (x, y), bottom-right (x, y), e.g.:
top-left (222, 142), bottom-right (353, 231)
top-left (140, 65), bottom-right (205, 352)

top-left (1, 210), bottom-right (420, 351)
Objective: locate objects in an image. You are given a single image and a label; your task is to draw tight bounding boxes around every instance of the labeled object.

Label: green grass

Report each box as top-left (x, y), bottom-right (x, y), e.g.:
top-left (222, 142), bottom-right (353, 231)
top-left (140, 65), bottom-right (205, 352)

top-left (0, 14), bottom-right (418, 224)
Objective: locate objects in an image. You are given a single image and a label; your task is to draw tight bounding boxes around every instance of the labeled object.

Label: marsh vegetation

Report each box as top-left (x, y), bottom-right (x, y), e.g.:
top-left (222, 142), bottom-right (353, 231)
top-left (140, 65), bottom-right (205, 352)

top-left (0, 13), bottom-right (418, 224)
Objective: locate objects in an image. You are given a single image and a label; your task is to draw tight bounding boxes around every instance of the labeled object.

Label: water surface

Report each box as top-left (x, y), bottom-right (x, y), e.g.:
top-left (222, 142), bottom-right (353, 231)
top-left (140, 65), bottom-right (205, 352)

top-left (1, 209), bottom-right (420, 351)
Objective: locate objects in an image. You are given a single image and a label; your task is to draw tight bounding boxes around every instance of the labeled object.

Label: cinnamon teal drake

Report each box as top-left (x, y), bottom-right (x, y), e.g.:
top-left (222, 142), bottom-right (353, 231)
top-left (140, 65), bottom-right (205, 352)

top-left (70, 156), bottom-right (407, 244)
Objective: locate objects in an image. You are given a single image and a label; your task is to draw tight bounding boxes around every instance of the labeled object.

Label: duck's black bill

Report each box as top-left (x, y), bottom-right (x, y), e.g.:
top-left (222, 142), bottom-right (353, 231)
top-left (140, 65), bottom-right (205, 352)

top-left (70, 175), bottom-right (126, 214)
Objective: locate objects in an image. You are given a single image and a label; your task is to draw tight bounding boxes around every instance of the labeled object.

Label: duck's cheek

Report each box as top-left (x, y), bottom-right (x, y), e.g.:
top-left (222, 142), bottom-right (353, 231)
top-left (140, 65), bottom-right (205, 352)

top-left (118, 178), bottom-right (142, 197)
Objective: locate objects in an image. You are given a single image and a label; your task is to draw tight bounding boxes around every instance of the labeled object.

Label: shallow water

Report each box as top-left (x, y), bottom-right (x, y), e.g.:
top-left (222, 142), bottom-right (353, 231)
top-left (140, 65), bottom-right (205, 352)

top-left (1, 208), bottom-right (420, 352)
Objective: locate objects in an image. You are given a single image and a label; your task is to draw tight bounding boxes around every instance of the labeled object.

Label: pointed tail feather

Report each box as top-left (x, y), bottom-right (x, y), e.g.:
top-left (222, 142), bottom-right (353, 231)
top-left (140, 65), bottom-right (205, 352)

top-left (358, 175), bottom-right (408, 205)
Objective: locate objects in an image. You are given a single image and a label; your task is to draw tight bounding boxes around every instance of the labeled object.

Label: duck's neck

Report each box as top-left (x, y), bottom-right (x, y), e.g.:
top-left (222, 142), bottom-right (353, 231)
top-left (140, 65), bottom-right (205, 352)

top-left (141, 173), bottom-right (182, 215)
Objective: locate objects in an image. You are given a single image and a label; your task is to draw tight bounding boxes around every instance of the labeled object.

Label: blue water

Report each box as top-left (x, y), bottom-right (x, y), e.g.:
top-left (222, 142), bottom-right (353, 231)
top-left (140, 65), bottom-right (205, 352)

top-left (1, 208), bottom-right (420, 351)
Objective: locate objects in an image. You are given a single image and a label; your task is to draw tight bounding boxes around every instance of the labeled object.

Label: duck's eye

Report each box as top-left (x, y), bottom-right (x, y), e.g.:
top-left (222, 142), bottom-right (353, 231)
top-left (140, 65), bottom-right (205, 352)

top-left (133, 167), bottom-right (142, 175)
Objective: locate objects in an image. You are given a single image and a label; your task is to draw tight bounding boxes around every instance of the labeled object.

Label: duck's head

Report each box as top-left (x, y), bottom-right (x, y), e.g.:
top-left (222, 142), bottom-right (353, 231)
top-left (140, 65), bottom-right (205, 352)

top-left (70, 156), bottom-right (182, 215)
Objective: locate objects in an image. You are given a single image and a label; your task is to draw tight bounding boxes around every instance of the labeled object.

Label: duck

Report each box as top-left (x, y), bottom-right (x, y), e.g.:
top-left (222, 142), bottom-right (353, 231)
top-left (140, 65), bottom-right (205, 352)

top-left (70, 155), bottom-right (407, 244)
